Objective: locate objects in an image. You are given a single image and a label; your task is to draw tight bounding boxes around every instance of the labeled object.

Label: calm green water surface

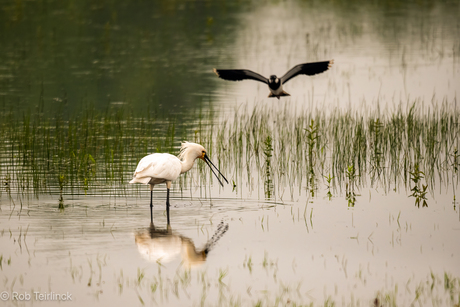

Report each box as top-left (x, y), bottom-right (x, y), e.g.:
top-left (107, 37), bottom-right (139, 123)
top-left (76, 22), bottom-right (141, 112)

top-left (1, 0), bottom-right (459, 116)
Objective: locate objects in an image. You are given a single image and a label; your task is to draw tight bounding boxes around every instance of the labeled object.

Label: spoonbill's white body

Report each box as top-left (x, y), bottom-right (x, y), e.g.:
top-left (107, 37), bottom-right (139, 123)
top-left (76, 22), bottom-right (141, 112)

top-left (130, 142), bottom-right (227, 222)
top-left (129, 153), bottom-right (182, 187)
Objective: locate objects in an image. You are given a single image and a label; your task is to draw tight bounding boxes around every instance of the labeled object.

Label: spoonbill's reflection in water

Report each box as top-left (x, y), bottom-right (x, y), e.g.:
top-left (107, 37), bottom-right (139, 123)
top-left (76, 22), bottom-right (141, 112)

top-left (135, 220), bottom-right (229, 267)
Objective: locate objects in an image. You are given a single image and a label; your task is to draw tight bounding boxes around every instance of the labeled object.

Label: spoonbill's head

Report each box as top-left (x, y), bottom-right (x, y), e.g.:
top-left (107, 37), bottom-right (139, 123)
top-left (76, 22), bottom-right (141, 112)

top-left (179, 142), bottom-right (228, 186)
top-left (179, 142), bottom-right (206, 161)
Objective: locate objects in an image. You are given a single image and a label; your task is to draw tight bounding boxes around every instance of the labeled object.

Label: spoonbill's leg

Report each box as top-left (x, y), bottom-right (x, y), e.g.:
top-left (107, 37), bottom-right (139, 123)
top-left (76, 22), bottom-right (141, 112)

top-left (149, 184), bottom-right (154, 223)
top-left (166, 181), bottom-right (172, 225)
top-left (166, 188), bottom-right (171, 225)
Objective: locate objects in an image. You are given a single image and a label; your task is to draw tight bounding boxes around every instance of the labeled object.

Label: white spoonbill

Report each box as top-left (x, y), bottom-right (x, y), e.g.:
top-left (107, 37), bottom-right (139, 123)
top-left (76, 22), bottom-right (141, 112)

top-left (129, 142), bottom-right (228, 222)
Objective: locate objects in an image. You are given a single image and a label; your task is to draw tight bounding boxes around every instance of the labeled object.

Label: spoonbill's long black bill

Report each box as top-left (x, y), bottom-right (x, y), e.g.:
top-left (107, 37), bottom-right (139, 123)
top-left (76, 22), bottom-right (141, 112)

top-left (204, 154), bottom-right (228, 187)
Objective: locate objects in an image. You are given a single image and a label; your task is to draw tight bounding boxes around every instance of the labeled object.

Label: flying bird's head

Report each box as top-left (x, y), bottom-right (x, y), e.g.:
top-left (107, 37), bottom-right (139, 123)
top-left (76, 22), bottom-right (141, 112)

top-left (268, 75), bottom-right (281, 90)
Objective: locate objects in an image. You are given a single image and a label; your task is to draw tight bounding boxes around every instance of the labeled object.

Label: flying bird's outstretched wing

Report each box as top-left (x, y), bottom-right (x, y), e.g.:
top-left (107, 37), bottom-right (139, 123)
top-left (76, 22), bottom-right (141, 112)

top-left (281, 60), bottom-right (333, 84)
top-left (213, 68), bottom-right (268, 84)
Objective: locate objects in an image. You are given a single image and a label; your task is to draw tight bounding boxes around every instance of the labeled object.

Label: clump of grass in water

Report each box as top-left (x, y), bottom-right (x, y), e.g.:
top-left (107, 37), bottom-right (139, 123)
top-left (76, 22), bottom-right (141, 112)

top-left (305, 119), bottom-right (319, 197)
top-left (305, 119), bottom-right (319, 172)
top-left (324, 173), bottom-right (334, 200)
top-left (263, 135), bottom-right (274, 199)
top-left (409, 163), bottom-right (428, 208)
top-left (369, 118), bottom-right (384, 181)
top-left (451, 147), bottom-right (459, 208)
top-left (346, 164), bottom-right (358, 207)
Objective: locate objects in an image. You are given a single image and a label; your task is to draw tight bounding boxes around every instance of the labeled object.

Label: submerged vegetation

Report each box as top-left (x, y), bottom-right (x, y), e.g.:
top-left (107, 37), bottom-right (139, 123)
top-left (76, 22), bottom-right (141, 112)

top-left (213, 100), bottom-right (459, 203)
top-left (0, 99), bottom-right (458, 206)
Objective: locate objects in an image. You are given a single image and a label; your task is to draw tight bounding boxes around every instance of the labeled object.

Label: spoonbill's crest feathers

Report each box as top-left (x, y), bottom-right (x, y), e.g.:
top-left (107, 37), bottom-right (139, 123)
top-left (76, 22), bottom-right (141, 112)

top-left (178, 141), bottom-right (205, 160)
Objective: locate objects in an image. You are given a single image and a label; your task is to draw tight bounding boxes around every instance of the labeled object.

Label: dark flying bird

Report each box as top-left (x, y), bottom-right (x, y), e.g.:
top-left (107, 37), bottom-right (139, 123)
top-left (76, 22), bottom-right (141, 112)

top-left (213, 60), bottom-right (333, 99)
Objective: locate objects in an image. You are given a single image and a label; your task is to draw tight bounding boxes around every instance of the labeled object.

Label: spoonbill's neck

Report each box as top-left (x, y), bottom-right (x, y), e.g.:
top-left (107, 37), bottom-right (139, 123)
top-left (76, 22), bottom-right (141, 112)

top-left (180, 150), bottom-right (197, 174)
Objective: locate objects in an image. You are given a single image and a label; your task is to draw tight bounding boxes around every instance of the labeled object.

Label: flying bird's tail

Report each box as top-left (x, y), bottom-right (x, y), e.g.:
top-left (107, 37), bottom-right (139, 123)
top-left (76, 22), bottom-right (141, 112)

top-left (268, 91), bottom-right (290, 99)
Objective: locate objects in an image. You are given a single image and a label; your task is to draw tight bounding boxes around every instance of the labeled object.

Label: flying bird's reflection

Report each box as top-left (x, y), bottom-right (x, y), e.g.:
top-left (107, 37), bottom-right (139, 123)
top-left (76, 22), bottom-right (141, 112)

top-left (135, 220), bottom-right (229, 267)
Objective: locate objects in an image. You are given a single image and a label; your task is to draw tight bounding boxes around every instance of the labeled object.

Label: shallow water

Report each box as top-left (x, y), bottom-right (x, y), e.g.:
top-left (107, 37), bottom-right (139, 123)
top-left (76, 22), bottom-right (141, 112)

top-left (1, 188), bottom-right (459, 306)
top-left (1, 0), bottom-right (460, 306)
